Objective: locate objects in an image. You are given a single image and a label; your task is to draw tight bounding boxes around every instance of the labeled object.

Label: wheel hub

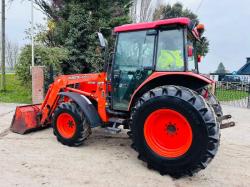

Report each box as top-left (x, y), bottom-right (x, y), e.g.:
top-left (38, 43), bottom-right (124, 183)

top-left (68, 120), bottom-right (74, 128)
top-left (144, 109), bottom-right (193, 158)
top-left (56, 113), bottom-right (76, 139)
top-left (166, 123), bottom-right (177, 135)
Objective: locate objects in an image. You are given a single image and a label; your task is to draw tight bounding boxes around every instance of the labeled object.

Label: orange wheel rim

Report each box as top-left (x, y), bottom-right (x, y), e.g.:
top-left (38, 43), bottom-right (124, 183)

top-left (144, 109), bottom-right (193, 158)
top-left (57, 113), bottom-right (76, 139)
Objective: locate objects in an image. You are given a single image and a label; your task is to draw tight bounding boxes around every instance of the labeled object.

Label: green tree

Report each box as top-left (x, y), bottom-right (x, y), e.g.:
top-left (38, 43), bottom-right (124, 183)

top-left (15, 45), bottom-right (68, 88)
top-left (153, 2), bottom-right (209, 57)
top-left (33, 0), bottom-right (131, 74)
top-left (215, 62), bottom-right (227, 74)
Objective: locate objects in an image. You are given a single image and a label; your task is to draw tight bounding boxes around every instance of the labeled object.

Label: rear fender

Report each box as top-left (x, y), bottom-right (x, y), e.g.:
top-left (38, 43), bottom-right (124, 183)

top-left (58, 92), bottom-right (102, 128)
top-left (128, 72), bottom-right (214, 111)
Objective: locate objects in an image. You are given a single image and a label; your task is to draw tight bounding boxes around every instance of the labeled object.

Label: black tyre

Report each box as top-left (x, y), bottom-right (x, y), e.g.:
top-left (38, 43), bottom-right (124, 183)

top-left (199, 88), bottom-right (223, 117)
top-left (52, 102), bottom-right (91, 146)
top-left (207, 92), bottom-right (223, 117)
top-left (131, 86), bottom-right (220, 177)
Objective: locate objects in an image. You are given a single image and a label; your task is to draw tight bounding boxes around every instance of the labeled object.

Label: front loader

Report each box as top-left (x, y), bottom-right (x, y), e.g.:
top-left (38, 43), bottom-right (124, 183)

top-left (11, 17), bottom-right (234, 177)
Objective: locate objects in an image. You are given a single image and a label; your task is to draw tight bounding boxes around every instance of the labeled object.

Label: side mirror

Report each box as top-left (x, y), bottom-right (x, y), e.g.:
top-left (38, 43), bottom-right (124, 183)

top-left (97, 32), bottom-right (106, 48)
top-left (187, 45), bottom-right (193, 57)
top-left (197, 55), bottom-right (202, 63)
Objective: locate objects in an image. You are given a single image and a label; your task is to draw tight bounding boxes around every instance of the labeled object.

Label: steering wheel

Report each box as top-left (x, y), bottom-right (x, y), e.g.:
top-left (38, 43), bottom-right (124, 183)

top-left (134, 69), bottom-right (143, 80)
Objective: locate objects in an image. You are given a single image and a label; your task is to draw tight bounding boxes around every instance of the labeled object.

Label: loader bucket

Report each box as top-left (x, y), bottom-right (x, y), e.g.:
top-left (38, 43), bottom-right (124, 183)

top-left (10, 104), bottom-right (42, 134)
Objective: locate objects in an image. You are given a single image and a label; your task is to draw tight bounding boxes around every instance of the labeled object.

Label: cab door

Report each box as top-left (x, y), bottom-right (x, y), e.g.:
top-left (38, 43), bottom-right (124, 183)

top-left (112, 30), bottom-right (156, 111)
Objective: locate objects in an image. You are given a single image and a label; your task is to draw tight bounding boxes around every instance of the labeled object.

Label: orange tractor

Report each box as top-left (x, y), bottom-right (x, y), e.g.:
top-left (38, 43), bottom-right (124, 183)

top-left (11, 18), bottom-right (234, 177)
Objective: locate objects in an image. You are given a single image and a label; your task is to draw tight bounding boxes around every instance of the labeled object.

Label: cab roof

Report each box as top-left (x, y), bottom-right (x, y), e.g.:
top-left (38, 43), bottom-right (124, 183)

top-left (114, 17), bottom-right (190, 33)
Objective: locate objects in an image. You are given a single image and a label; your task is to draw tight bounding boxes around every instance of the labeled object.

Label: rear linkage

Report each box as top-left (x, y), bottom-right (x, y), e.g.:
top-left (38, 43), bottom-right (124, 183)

top-left (199, 87), bottom-right (235, 129)
top-left (218, 115), bottom-right (235, 129)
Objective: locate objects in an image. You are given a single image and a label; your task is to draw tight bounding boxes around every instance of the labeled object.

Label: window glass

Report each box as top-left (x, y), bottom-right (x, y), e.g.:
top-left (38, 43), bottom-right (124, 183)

top-left (187, 34), bottom-right (197, 72)
top-left (156, 29), bottom-right (184, 71)
top-left (113, 31), bottom-right (155, 110)
top-left (115, 31), bottom-right (154, 68)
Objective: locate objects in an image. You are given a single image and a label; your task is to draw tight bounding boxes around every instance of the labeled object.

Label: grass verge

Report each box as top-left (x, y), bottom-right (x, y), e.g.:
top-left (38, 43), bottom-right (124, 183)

top-left (0, 74), bottom-right (31, 104)
top-left (216, 89), bottom-right (249, 101)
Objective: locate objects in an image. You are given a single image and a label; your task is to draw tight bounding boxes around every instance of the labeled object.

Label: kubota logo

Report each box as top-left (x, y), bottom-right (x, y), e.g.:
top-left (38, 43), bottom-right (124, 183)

top-left (68, 75), bottom-right (89, 80)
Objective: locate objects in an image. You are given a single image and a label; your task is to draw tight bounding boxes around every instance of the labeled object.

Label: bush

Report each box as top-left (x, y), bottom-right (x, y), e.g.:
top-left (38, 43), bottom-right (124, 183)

top-left (15, 45), bottom-right (69, 89)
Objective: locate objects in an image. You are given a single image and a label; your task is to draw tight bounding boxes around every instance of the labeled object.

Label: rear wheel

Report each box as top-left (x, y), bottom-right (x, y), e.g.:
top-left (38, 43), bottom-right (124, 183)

top-left (52, 102), bottom-right (91, 146)
top-left (131, 86), bottom-right (220, 177)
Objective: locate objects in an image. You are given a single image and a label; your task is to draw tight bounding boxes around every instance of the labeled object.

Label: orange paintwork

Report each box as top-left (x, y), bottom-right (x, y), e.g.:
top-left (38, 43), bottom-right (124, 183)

top-left (95, 73), bottom-right (109, 122)
top-left (11, 72), bottom-right (110, 134)
top-left (39, 72), bottom-right (109, 126)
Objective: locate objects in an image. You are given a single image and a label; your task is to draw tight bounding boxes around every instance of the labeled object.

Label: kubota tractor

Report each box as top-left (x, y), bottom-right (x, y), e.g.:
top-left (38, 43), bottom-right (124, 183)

top-left (11, 17), bottom-right (234, 177)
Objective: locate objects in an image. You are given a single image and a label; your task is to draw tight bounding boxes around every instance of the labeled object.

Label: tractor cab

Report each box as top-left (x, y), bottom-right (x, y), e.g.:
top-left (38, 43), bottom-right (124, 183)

top-left (106, 18), bottom-right (205, 111)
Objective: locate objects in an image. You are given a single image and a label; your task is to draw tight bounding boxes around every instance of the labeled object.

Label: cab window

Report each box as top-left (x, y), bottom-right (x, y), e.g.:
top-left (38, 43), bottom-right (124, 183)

top-left (156, 29), bottom-right (185, 71)
top-left (112, 30), bottom-right (155, 110)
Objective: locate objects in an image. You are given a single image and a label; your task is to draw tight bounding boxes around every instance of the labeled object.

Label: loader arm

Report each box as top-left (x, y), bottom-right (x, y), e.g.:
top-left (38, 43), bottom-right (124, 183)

top-left (39, 73), bottom-right (107, 126)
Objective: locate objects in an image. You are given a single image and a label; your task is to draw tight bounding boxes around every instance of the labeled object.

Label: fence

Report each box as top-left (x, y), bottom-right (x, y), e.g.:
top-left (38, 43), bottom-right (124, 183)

top-left (215, 80), bottom-right (250, 108)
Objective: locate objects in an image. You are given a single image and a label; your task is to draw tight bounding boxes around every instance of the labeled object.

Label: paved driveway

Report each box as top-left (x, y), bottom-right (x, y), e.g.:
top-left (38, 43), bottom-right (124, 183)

top-left (0, 103), bottom-right (250, 187)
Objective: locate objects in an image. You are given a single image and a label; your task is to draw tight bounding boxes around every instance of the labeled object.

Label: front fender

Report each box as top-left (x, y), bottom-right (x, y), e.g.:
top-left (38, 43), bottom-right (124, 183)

top-left (59, 92), bottom-right (102, 128)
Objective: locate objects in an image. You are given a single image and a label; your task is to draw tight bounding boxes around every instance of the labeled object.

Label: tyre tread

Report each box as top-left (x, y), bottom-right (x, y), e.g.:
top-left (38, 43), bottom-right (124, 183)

top-left (131, 85), bottom-right (220, 177)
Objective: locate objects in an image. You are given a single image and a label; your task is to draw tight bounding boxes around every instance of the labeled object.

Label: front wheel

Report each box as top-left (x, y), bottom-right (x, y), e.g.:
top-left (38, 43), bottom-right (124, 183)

top-left (131, 86), bottom-right (220, 177)
top-left (52, 102), bottom-right (91, 147)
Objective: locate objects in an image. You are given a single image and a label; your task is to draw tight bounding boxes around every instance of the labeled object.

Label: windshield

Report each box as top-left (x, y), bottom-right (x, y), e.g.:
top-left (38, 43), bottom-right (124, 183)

top-left (156, 29), bottom-right (185, 71)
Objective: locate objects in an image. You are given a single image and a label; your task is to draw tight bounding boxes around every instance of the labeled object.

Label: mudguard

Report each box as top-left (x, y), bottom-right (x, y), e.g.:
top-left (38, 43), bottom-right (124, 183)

top-left (58, 92), bottom-right (102, 128)
top-left (128, 72), bottom-right (214, 111)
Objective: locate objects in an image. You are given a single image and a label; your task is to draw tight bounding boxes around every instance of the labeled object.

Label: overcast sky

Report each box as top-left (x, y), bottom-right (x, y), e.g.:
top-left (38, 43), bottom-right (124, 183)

top-left (6, 0), bottom-right (250, 73)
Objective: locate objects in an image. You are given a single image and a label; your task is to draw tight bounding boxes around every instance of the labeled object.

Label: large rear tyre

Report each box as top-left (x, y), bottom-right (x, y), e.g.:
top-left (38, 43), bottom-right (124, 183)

top-left (52, 102), bottom-right (91, 146)
top-left (131, 86), bottom-right (220, 177)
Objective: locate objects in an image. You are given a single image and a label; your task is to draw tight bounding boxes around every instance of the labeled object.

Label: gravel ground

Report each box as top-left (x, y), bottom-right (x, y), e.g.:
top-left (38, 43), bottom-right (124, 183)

top-left (0, 103), bottom-right (250, 187)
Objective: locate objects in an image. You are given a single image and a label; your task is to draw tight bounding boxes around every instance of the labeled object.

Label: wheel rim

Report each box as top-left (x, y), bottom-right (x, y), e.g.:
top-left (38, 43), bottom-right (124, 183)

top-left (57, 113), bottom-right (76, 139)
top-left (144, 109), bottom-right (193, 158)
